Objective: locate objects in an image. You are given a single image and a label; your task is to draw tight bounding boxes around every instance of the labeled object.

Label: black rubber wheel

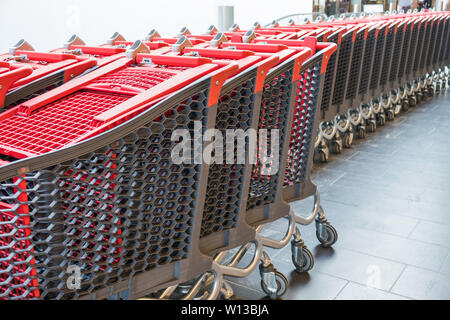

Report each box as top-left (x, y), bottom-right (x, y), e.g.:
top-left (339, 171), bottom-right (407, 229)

top-left (316, 223), bottom-right (338, 248)
top-left (377, 113), bottom-right (386, 126)
top-left (292, 247), bottom-right (314, 273)
top-left (314, 149), bottom-right (328, 163)
top-left (367, 121), bottom-right (376, 133)
top-left (260, 271), bottom-right (288, 299)
top-left (402, 101), bottom-right (409, 112)
top-left (357, 127), bottom-right (366, 139)
top-left (329, 140), bottom-right (341, 154)
top-left (386, 110), bottom-right (394, 121)
top-left (342, 130), bottom-right (353, 148)
top-left (416, 93), bottom-right (422, 103)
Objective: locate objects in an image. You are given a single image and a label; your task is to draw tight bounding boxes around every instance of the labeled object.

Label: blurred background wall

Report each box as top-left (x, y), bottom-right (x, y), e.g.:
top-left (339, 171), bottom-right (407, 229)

top-left (1, 0), bottom-right (447, 52)
top-left (0, 0), bottom-right (311, 52)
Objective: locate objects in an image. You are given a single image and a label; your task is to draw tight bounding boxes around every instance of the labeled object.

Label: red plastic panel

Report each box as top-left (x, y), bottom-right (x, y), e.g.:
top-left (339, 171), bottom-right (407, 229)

top-left (0, 91), bottom-right (129, 158)
top-left (90, 66), bottom-right (177, 90)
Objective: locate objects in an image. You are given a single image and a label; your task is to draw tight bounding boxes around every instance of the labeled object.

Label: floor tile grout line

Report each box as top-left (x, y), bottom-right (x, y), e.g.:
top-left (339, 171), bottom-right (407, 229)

top-left (345, 151), bottom-right (360, 161)
top-left (330, 245), bottom-right (445, 275)
top-left (318, 198), bottom-right (450, 231)
top-left (267, 219), bottom-right (450, 256)
top-left (329, 173), bottom-right (346, 186)
top-left (335, 279), bottom-right (415, 300)
top-left (308, 222), bottom-right (450, 251)
top-left (333, 280), bottom-right (350, 300)
top-left (388, 264), bottom-right (408, 293)
top-left (311, 268), bottom-right (403, 295)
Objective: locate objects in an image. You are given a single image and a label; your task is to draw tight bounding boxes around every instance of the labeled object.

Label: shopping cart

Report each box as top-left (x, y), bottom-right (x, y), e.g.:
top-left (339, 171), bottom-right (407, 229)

top-left (430, 15), bottom-right (448, 93)
top-left (393, 18), bottom-right (415, 111)
top-left (343, 24), bottom-right (370, 140)
top-left (410, 16), bottom-right (432, 104)
top-left (157, 36), bottom-right (309, 257)
top-left (422, 15), bottom-right (445, 95)
top-left (0, 39), bottom-right (97, 111)
top-left (382, 19), bottom-right (408, 117)
top-left (400, 17), bottom-right (422, 107)
top-left (438, 15), bottom-right (450, 89)
top-left (149, 35), bottom-right (336, 299)
top-left (357, 23), bottom-right (379, 133)
top-left (145, 34), bottom-right (318, 299)
top-left (224, 39), bottom-right (336, 294)
top-left (323, 26), bottom-right (358, 153)
top-left (256, 24), bottom-right (346, 162)
top-left (0, 41), bottom-right (241, 300)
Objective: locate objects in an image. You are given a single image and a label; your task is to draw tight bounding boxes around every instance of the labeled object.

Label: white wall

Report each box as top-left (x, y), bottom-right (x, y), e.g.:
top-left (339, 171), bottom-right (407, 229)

top-left (0, 0), bottom-right (311, 52)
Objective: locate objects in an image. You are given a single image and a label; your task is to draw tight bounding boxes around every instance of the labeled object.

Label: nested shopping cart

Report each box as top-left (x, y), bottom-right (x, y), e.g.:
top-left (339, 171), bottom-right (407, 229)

top-left (437, 15), bottom-right (450, 88)
top-left (429, 14), bottom-right (449, 92)
top-left (247, 25), bottom-right (343, 161)
top-left (154, 38), bottom-right (309, 256)
top-left (381, 19), bottom-right (409, 117)
top-left (222, 39), bottom-right (337, 282)
top-left (163, 36), bottom-right (318, 298)
top-left (399, 17), bottom-right (422, 107)
top-left (420, 15), bottom-right (445, 95)
top-left (0, 40), bottom-right (97, 112)
top-left (410, 16), bottom-right (433, 103)
top-left (257, 40), bottom-right (339, 262)
top-left (150, 36), bottom-right (337, 299)
top-left (338, 24), bottom-right (370, 140)
top-left (391, 18), bottom-right (415, 110)
top-left (313, 25), bottom-right (358, 154)
top-left (417, 15), bottom-right (437, 98)
top-left (356, 23), bottom-right (380, 133)
top-left (0, 42), bottom-right (242, 300)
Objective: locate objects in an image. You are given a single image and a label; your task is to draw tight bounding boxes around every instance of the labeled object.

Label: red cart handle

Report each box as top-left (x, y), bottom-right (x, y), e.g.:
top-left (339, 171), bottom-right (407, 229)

top-left (255, 55), bottom-right (280, 93)
top-left (253, 36), bottom-right (318, 54)
top-left (221, 43), bottom-right (289, 53)
top-left (136, 54), bottom-right (212, 67)
top-left (292, 48), bottom-right (313, 82)
top-left (68, 45), bottom-right (126, 56)
top-left (13, 50), bottom-right (76, 63)
top-left (0, 65), bottom-right (33, 108)
top-left (208, 63), bottom-right (240, 106)
top-left (316, 42), bottom-right (337, 74)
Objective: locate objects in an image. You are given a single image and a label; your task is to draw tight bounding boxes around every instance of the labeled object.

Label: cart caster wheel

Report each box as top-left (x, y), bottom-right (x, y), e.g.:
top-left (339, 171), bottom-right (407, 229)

top-left (367, 120), bottom-right (376, 133)
top-left (329, 140), bottom-right (341, 154)
top-left (316, 222), bottom-right (338, 248)
top-left (386, 109), bottom-right (394, 121)
top-left (415, 93), bottom-right (422, 103)
top-left (314, 147), bottom-right (329, 163)
top-left (402, 100), bottom-right (409, 112)
top-left (376, 113), bottom-right (386, 126)
top-left (342, 130), bottom-right (353, 148)
top-left (292, 246), bottom-right (314, 273)
top-left (356, 125), bottom-right (365, 139)
top-left (314, 139), bottom-right (329, 163)
top-left (260, 271), bottom-right (288, 299)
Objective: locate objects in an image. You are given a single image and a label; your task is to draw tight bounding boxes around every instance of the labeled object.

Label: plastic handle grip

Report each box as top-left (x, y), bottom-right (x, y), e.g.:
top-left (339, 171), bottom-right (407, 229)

top-left (0, 66), bottom-right (33, 108)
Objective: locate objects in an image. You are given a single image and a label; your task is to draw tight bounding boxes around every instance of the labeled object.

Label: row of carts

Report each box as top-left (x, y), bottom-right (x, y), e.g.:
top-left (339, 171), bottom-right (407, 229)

top-left (0, 10), bottom-right (449, 300)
